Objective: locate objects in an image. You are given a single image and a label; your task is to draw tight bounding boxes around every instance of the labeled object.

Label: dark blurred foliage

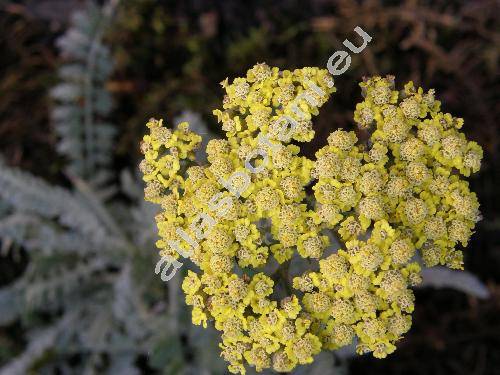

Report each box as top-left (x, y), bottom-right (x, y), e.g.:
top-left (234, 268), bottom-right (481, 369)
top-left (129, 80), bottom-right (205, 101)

top-left (0, 0), bottom-right (499, 373)
top-left (0, 3), bottom-right (67, 362)
top-left (0, 3), bottom-right (59, 178)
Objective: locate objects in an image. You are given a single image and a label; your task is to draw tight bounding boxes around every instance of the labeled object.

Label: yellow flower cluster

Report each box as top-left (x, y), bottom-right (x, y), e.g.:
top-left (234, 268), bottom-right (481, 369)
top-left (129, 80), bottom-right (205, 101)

top-left (140, 64), bottom-right (482, 374)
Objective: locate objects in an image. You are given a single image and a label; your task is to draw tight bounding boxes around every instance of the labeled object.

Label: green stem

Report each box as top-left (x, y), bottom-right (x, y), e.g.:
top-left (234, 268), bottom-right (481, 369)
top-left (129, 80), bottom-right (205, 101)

top-left (278, 260), bottom-right (292, 296)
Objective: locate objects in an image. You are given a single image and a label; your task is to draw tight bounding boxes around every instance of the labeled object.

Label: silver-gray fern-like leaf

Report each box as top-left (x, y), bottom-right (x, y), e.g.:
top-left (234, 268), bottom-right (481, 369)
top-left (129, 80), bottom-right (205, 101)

top-left (50, 1), bottom-right (117, 186)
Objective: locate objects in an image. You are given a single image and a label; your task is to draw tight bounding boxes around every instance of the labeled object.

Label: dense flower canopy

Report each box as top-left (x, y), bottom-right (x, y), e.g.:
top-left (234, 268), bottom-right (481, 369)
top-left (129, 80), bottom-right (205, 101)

top-left (140, 64), bottom-right (482, 374)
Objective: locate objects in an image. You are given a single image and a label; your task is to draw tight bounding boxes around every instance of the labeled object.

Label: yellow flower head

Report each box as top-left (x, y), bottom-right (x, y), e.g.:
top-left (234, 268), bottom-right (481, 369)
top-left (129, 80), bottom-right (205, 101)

top-left (140, 66), bottom-right (481, 373)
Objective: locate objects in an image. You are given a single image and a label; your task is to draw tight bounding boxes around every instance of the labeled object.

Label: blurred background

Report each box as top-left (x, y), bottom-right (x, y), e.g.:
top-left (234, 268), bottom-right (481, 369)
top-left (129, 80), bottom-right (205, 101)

top-left (0, 0), bottom-right (498, 374)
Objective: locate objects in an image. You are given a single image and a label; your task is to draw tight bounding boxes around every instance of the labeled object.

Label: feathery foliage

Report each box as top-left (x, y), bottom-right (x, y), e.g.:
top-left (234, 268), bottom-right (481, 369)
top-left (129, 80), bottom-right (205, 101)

top-left (50, 1), bottom-right (116, 187)
top-left (0, 1), bottom-right (225, 373)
